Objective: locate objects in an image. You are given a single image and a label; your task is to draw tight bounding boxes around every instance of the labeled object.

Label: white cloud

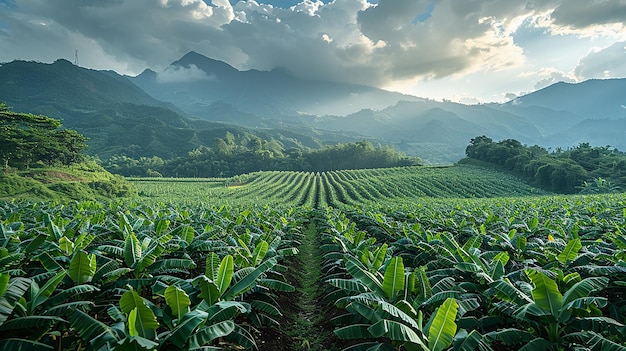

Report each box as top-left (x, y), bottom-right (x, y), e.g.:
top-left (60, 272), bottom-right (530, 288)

top-left (575, 41), bottom-right (626, 79)
top-left (156, 64), bottom-right (216, 83)
top-left (1, 0), bottom-right (626, 101)
top-left (530, 68), bottom-right (577, 90)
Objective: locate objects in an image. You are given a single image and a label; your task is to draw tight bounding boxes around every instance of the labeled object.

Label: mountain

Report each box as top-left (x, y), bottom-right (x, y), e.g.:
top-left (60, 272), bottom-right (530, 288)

top-left (506, 79), bottom-right (626, 119)
top-left (0, 59), bottom-right (351, 159)
top-left (2, 55), bottom-right (625, 165)
top-left (0, 59), bottom-right (173, 112)
top-left (131, 51), bottom-right (420, 119)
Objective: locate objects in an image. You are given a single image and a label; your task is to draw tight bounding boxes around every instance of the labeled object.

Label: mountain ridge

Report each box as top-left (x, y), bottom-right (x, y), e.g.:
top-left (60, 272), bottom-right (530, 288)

top-left (2, 53), bottom-right (625, 164)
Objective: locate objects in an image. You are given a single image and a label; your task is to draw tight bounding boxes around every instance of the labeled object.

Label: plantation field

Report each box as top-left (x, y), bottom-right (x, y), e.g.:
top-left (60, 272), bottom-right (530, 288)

top-left (131, 164), bottom-right (547, 206)
top-left (1, 164), bottom-right (625, 350)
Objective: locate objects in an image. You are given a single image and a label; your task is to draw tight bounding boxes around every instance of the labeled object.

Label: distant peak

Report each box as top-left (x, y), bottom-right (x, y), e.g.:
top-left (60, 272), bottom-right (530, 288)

top-left (172, 51), bottom-right (238, 75)
top-left (53, 58), bottom-right (74, 65)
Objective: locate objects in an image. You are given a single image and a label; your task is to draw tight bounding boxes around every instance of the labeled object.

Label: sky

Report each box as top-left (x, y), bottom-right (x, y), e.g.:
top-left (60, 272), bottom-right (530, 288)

top-left (1, 0), bottom-right (625, 104)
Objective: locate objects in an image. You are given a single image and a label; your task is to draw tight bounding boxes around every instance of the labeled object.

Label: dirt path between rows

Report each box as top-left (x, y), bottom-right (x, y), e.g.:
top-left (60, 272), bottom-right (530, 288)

top-left (258, 220), bottom-right (342, 351)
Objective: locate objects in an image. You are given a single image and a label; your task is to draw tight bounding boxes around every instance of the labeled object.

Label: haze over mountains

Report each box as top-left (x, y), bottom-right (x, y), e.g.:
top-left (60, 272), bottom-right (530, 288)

top-left (1, 52), bottom-right (625, 163)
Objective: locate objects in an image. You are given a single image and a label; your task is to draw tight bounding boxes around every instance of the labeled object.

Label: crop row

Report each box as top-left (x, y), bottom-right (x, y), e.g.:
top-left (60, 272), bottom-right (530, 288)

top-left (131, 164), bottom-right (547, 207)
top-left (314, 194), bottom-right (626, 350)
top-left (0, 201), bottom-right (303, 350)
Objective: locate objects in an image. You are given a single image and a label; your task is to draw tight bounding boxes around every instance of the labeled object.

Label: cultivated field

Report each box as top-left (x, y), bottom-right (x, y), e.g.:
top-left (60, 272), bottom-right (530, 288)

top-left (1, 164), bottom-right (624, 350)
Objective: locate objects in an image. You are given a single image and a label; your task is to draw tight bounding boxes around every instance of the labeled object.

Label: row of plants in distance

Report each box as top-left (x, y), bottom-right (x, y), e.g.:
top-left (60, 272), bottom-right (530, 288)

top-left (316, 193), bottom-right (626, 350)
top-left (0, 200), bottom-right (303, 350)
top-left (131, 164), bottom-right (548, 208)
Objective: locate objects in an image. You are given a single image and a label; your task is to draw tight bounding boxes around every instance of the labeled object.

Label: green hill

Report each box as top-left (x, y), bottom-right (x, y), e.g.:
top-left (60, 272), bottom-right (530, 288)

top-left (0, 161), bottom-right (136, 201)
top-left (0, 59), bottom-right (358, 161)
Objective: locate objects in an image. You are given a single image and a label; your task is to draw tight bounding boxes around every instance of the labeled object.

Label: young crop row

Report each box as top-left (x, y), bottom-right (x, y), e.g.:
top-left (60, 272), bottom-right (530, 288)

top-left (131, 164), bottom-right (547, 207)
top-left (314, 194), bottom-right (626, 350)
top-left (0, 200), bottom-right (304, 350)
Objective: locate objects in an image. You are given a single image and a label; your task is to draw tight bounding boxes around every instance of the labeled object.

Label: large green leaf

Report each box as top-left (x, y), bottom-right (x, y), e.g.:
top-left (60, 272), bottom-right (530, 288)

top-left (223, 257), bottom-right (277, 300)
top-left (427, 298), bottom-right (458, 351)
top-left (372, 243), bottom-right (388, 272)
top-left (557, 238), bottom-right (582, 264)
top-left (189, 320), bottom-right (235, 347)
top-left (123, 232), bottom-right (141, 267)
top-left (119, 290), bottom-right (159, 339)
top-left (205, 253), bottom-right (220, 282)
top-left (341, 342), bottom-right (396, 351)
top-left (30, 270), bottom-right (65, 312)
top-left (0, 274), bottom-right (9, 298)
top-left (0, 315), bottom-right (65, 331)
top-left (161, 309), bottom-right (208, 348)
top-left (194, 276), bottom-right (220, 305)
top-left (0, 338), bottom-right (54, 350)
top-left (114, 336), bottom-right (159, 351)
top-left (164, 286), bottom-right (190, 321)
top-left (0, 277), bottom-right (31, 326)
top-left (368, 319), bottom-right (428, 349)
top-left (259, 278), bottom-right (295, 292)
top-left (344, 255), bottom-right (385, 297)
top-left (252, 240), bottom-right (269, 266)
top-left (561, 276), bottom-right (608, 306)
top-left (69, 309), bottom-right (119, 348)
top-left (216, 255), bottom-right (234, 295)
top-left (68, 250), bottom-right (96, 285)
top-left (135, 243), bottom-right (164, 276)
top-left (334, 324), bottom-right (373, 340)
top-left (382, 256), bottom-right (404, 300)
top-left (526, 269), bottom-right (562, 318)
top-left (204, 301), bottom-right (248, 323)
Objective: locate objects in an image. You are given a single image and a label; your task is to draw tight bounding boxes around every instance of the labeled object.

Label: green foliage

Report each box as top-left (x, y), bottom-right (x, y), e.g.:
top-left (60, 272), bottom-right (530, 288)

top-left (0, 161), bottom-right (137, 200)
top-left (104, 139), bottom-right (420, 178)
top-left (0, 104), bottom-right (87, 170)
top-left (465, 136), bottom-right (626, 193)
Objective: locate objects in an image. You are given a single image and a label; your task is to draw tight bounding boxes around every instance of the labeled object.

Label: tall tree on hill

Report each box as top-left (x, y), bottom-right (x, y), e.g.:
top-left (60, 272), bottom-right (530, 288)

top-left (0, 104), bottom-right (88, 170)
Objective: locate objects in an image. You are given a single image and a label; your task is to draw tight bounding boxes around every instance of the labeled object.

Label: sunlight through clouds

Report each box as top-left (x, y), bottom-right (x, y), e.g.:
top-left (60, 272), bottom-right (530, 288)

top-left (0, 0), bottom-right (624, 102)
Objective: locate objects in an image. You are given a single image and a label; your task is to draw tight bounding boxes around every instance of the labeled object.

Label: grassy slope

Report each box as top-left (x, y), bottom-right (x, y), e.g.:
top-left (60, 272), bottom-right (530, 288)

top-left (0, 161), bottom-right (136, 201)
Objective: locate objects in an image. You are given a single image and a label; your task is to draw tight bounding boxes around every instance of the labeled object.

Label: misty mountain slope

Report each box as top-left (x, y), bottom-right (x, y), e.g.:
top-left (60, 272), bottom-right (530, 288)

top-left (546, 118), bottom-right (626, 149)
top-left (0, 59), bottom-right (354, 160)
top-left (507, 79), bottom-right (626, 119)
top-left (131, 51), bottom-right (420, 118)
top-left (0, 59), bottom-right (172, 112)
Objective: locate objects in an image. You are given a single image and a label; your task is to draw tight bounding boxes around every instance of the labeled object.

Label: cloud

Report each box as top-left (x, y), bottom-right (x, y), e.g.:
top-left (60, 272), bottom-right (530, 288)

top-left (550, 0), bottom-right (626, 31)
top-left (575, 41), bottom-right (626, 79)
top-left (156, 64), bottom-right (216, 83)
top-left (532, 68), bottom-right (577, 90)
top-left (1, 0), bottom-right (625, 94)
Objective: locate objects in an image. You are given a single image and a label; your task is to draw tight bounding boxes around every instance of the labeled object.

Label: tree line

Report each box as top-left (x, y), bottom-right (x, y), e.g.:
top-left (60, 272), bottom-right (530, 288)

top-left (0, 104), bottom-right (87, 170)
top-left (103, 133), bottom-right (421, 177)
top-left (465, 135), bottom-right (626, 193)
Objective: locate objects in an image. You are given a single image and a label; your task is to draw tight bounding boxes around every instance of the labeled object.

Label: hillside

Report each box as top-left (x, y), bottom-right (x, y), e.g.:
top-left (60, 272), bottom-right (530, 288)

top-left (2, 56), bottom-right (625, 165)
top-left (0, 162), bottom-right (136, 201)
top-left (0, 59), bottom-right (359, 160)
top-left (131, 51), bottom-right (419, 118)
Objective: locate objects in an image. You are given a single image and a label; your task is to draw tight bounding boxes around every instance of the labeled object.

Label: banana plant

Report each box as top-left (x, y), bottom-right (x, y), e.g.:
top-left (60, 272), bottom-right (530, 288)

top-left (331, 254), bottom-right (488, 350)
top-left (487, 269), bottom-right (623, 350)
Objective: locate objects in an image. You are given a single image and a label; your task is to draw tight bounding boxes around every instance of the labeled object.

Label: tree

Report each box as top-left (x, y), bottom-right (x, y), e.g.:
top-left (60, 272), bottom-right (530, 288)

top-left (0, 104), bottom-right (87, 170)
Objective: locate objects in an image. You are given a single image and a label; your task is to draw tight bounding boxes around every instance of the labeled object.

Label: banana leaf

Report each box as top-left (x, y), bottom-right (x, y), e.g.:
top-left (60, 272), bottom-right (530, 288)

top-left (69, 250), bottom-right (96, 285)
top-left (427, 298), bottom-right (458, 351)
top-left (382, 256), bottom-right (404, 300)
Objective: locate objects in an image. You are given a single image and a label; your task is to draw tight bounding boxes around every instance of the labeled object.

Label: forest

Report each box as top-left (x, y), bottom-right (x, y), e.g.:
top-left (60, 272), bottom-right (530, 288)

top-left (103, 134), bottom-right (421, 177)
top-left (465, 135), bottom-right (626, 193)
